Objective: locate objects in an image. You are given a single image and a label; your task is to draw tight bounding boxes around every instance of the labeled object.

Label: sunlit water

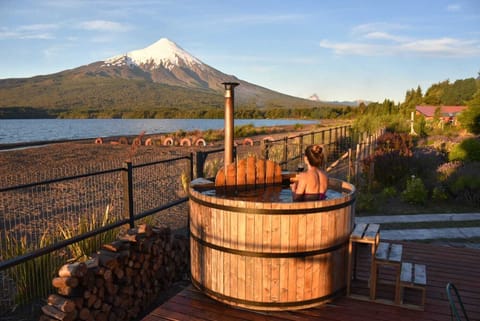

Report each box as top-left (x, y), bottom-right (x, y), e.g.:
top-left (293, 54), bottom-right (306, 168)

top-left (0, 119), bottom-right (317, 145)
top-left (202, 186), bottom-right (343, 203)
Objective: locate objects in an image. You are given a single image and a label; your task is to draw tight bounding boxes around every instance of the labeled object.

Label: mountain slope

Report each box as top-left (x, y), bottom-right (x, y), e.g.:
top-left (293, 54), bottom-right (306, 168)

top-left (0, 38), bottom-right (330, 118)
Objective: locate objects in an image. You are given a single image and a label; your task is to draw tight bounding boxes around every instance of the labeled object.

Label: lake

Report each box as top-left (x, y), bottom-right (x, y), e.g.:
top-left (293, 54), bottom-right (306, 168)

top-left (0, 118), bottom-right (317, 145)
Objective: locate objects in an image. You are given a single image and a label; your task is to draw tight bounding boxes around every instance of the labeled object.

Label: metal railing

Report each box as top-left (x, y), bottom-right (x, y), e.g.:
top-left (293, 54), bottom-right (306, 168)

top-left (194, 125), bottom-right (383, 183)
top-left (0, 153), bottom-right (193, 312)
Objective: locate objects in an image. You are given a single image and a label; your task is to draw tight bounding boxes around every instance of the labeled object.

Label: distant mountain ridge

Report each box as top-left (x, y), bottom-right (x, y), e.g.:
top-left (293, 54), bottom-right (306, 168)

top-left (0, 38), bottom-right (343, 118)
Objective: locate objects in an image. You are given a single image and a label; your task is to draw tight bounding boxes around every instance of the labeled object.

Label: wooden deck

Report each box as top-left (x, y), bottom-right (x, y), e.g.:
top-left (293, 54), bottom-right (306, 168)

top-left (142, 241), bottom-right (480, 321)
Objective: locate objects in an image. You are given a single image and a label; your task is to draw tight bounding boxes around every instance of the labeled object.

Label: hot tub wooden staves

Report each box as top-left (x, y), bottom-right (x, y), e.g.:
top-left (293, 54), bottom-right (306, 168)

top-left (189, 177), bottom-right (356, 311)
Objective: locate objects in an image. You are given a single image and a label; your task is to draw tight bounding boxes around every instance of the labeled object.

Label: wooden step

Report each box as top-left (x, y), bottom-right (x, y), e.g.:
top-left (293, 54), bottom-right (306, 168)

top-left (372, 242), bottom-right (403, 303)
top-left (400, 262), bottom-right (427, 309)
top-left (375, 242), bottom-right (403, 262)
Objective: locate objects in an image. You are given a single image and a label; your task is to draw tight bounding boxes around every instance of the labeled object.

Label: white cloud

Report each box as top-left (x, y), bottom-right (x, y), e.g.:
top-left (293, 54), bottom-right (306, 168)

top-left (352, 22), bottom-right (408, 35)
top-left (320, 37), bottom-right (480, 57)
top-left (319, 40), bottom-right (389, 56)
top-left (18, 24), bottom-right (58, 31)
top-left (363, 32), bottom-right (408, 42)
top-left (320, 22), bottom-right (480, 58)
top-left (0, 24), bottom-right (58, 40)
top-left (400, 38), bottom-right (479, 56)
top-left (78, 20), bottom-right (131, 32)
top-left (447, 4), bottom-right (461, 12)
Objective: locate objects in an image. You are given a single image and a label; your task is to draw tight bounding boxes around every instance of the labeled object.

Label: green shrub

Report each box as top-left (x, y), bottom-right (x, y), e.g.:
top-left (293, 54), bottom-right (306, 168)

top-left (175, 129), bottom-right (187, 138)
top-left (234, 124), bottom-right (256, 137)
top-left (373, 151), bottom-right (412, 187)
top-left (432, 186), bottom-right (449, 201)
top-left (446, 162), bottom-right (480, 206)
top-left (401, 176), bottom-right (428, 205)
top-left (381, 186), bottom-right (397, 198)
top-left (356, 192), bottom-right (377, 212)
top-left (410, 147), bottom-right (445, 191)
top-left (448, 138), bottom-right (480, 162)
top-left (294, 123), bottom-right (304, 130)
top-left (203, 129), bottom-right (223, 142)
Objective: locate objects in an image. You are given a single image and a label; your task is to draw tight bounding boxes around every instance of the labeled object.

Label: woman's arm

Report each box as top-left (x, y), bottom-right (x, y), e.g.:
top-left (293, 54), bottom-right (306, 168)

top-left (291, 174), bottom-right (307, 201)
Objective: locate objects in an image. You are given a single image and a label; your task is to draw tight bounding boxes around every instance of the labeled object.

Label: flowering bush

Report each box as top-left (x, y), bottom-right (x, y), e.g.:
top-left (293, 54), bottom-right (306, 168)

top-left (436, 161), bottom-right (463, 182)
top-left (375, 132), bottom-right (414, 156)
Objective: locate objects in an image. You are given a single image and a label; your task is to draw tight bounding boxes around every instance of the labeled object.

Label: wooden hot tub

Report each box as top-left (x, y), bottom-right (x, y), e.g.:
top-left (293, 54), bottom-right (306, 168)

top-left (189, 176), bottom-right (356, 311)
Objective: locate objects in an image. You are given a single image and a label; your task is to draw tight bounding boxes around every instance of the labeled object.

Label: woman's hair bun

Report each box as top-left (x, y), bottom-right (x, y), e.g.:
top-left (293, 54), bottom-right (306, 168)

top-left (312, 144), bottom-right (323, 154)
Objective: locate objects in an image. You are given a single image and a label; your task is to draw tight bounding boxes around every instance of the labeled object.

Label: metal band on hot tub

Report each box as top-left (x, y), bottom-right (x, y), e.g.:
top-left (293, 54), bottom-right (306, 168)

top-left (191, 277), bottom-right (345, 309)
top-left (189, 191), bottom-right (356, 215)
top-left (190, 231), bottom-right (349, 258)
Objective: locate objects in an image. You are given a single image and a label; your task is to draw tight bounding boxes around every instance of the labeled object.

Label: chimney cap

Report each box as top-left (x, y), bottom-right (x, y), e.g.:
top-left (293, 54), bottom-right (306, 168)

top-left (222, 82), bottom-right (239, 89)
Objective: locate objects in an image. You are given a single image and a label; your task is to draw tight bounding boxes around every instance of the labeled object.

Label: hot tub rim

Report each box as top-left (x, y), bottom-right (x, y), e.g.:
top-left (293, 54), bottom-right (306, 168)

top-left (188, 177), bottom-right (356, 215)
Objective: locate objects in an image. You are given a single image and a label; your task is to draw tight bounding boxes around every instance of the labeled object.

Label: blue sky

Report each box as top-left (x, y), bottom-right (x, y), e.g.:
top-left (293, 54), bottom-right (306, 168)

top-left (0, 0), bottom-right (479, 103)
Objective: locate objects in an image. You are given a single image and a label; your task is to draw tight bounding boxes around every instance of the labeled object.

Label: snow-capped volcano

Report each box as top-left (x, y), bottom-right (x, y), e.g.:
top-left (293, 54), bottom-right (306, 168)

top-left (0, 37), bottom-right (328, 116)
top-left (100, 37), bottom-right (232, 89)
top-left (104, 38), bottom-right (203, 71)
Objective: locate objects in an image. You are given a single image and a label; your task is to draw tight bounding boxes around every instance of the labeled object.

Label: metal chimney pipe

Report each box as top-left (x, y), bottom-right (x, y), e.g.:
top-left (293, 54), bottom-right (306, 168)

top-left (222, 82), bottom-right (239, 168)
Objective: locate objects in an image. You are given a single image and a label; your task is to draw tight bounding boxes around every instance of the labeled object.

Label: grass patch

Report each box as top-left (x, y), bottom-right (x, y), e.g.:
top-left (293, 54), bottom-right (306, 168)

top-left (379, 220), bottom-right (480, 230)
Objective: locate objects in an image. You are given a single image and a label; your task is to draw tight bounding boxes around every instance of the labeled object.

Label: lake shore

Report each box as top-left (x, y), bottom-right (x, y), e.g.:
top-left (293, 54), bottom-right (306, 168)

top-left (0, 123), bottom-right (324, 176)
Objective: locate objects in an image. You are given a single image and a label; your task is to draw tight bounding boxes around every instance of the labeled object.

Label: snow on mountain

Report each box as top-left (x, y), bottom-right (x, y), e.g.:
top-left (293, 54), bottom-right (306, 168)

top-left (308, 93), bottom-right (320, 101)
top-left (103, 38), bottom-right (203, 71)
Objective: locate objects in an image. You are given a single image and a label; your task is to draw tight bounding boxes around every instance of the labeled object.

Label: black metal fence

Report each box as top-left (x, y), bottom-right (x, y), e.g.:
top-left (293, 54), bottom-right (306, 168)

top-left (0, 124), bottom-right (382, 315)
top-left (0, 153), bottom-right (193, 312)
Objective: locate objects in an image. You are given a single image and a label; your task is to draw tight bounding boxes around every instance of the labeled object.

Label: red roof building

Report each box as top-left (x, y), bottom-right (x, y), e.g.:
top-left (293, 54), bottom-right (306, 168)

top-left (415, 105), bottom-right (467, 125)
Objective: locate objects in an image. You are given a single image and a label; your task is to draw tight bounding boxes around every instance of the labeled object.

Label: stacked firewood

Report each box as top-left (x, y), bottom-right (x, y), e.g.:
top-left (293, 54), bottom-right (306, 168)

top-left (39, 224), bottom-right (189, 321)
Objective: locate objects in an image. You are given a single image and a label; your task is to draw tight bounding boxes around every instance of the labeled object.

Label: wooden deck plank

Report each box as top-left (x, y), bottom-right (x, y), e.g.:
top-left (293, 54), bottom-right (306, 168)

top-left (142, 242), bottom-right (480, 321)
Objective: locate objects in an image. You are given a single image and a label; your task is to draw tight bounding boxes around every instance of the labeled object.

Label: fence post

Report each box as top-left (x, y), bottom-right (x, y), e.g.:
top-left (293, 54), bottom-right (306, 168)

top-left (355, 143), bottom-right (360, 185)
top-left (299, 135), bottom-right (304, 158)
top-left (348, 148), bottom-right (352, 183)
top-left (283, 136), bottom-right (288, 166)
top-left (123, 161), bottom-right (135, 228)
top-left (195, 151), bottom-right (206, 179)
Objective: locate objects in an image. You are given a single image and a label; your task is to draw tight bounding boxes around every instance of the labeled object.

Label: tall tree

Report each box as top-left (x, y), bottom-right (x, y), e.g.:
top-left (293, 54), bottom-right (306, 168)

top-left (441, 78), bottom-right (477, 105)
top-left (458, 88), bottom-right (480, 134)
top-left (423, 80), bottom-right (449, 105)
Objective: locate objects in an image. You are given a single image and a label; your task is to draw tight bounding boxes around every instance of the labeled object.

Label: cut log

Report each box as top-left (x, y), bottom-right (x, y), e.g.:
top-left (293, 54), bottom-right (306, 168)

top-left (47, 294), bottom-right (76, 313)
top-left (52, 277), bottom-right (79, 289)
top-left (58, 262), bottom-right (87, 278)
top-left (78, 307), bottom-right (91, 321)
top-left (102, 240), bottom-right (130, 252)
top-left (41, 305), bottom-right (77, 321)
top-left (138, 224), bottom-right (153, 236)
top-left (57, 286), bottom-right (83, 297)
top-left (96, 250), bottom-right (120, 270)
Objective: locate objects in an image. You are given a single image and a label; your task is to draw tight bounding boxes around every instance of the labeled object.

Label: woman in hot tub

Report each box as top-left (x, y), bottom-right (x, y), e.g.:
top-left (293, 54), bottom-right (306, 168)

top-left (290, 144), bottom-right (328, 201)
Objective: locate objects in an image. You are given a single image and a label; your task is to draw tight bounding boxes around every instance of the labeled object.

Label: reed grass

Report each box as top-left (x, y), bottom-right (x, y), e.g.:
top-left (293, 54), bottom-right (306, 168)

top-left (58, 205), bottom-right (120, 262)
top-left (3, 231), bottom-right (63, 306)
